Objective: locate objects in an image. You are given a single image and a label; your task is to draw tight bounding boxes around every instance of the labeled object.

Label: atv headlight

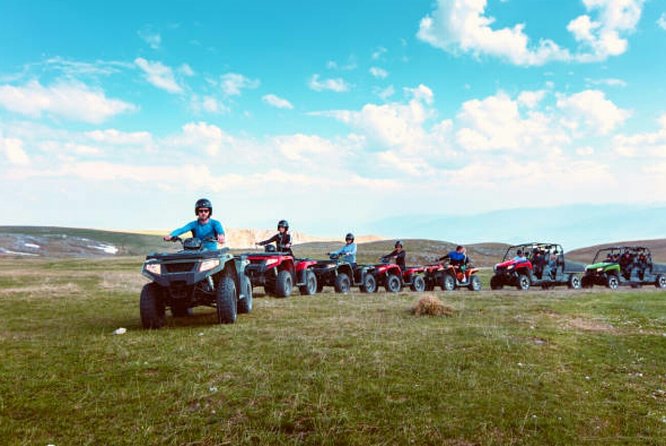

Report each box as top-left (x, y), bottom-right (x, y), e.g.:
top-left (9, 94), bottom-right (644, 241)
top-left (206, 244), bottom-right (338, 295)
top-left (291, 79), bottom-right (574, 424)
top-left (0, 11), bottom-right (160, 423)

top-left (145, 263), bottom-right (161, 275)
top-left (199, 258), bottom-right (220, 272)
top-left (596, 267), bottom-right (603, 273)
top-left (265, 258), bottom-right (279, 267)
top-left (507, 265), bottom-right (515, 270)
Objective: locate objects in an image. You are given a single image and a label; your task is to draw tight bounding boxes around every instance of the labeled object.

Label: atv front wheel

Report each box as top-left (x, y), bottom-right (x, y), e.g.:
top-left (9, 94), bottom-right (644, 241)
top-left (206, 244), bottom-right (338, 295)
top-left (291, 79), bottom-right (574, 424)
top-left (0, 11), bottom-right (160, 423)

top-left (441, 274), bottom-right (455, 291)
top-left (385, 274), bottom-right (402, 293)
top-left (334, 273), bottom-right (351, 293)
top-left (360, 273), bottom-right (377, 293)
top-left (216, 273), bottom-right (237, 324)
top-left (140, 283), bottom-right (165, 329)
top-left (468, 275), bottom-right (481, 291)
top-left (606, 275), bottom-right (619, 290)
top-left (237, 274), bottom-right (253, 314)
top-left (568, 275), bottom-right (581, 290)
top-left (656, 275), bottom-right (666, 289)
top-left (490, 275), bottom-right (503, 290)
top-left (410, 275), bottom-right (426, 292)
top-left (517, 274), bottom-right (531, 291)
top-left (275, 270), bottom-right (293, 298)
top-left (299, 270), bottom-right (318, 296)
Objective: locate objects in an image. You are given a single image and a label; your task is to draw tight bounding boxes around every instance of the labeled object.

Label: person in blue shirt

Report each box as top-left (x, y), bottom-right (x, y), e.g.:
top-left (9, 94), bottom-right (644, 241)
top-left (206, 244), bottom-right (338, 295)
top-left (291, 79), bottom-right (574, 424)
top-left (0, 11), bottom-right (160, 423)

top-left (441, 245), bottom-right (467, 265)
top-left (328, 233), bottom-right (357, 266)
top-left (513, 249), bottom-right (527, 262)
top-left (164, 198), bottom-right (225, 250)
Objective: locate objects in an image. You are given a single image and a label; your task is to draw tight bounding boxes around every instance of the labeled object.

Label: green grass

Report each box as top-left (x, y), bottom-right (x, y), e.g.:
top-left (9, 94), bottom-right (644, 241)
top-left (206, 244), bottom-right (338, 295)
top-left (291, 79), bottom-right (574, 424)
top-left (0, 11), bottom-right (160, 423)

top-left (1, 258), bottom-right (665, 445)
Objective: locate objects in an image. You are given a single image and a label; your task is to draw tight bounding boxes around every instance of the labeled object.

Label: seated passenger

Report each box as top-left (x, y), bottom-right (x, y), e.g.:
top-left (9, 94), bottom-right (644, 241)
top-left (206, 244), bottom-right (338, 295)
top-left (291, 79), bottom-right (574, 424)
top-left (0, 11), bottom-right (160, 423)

top-left (513, 250), bottom-right (527, 263)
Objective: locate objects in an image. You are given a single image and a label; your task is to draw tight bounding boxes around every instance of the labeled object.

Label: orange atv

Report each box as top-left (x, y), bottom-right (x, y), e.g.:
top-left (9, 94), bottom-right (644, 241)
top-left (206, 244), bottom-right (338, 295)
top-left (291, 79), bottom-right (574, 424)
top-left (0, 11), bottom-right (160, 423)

top-left (439, 255), bottom-right (481, 292)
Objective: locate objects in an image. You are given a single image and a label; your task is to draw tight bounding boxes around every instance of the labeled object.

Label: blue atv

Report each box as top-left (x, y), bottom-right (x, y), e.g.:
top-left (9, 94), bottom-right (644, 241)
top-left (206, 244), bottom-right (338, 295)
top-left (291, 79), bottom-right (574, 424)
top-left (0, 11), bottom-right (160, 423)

top-left (140, 237), bottom-right (252, 328)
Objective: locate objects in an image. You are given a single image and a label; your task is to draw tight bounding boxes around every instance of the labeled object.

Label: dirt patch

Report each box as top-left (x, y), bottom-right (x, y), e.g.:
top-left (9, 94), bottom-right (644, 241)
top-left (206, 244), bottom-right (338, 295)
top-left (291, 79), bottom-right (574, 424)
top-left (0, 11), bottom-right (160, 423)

top-left (566, 317), bottom-right (615, 333)
top-left (99, 272), bottom-right (149, 293)
top-left (0, 282), bottom-right (82, 297)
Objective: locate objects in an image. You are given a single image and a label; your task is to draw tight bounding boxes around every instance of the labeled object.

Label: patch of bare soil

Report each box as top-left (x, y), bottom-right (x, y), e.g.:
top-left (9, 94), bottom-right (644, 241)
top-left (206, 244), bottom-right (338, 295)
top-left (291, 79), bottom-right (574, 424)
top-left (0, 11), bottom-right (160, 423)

top-left (0, 282), bottom-right (82, 297)
top-left (100, 272), bottom-right (149, 293)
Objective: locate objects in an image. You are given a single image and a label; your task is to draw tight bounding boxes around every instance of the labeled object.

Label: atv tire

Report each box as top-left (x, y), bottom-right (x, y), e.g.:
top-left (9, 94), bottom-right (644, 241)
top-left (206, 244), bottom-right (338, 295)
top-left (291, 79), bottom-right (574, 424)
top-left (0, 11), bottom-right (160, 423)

top-left (606, 274), bottom-right (619, 290)
top-left (656, 275), bottom-right (666, 289)
top-left (517, 274), bottom-right (531, 291)
top-left (360, 273), bottom-right (377, 293)
top-left (140, 283), bottom-right (165, 329)
top-left (334, 273), bottom-right (351, 293)
top-left (216, 273), bottom-right (237, 324)
top-left (490, 275), bottom-right (503, 290)
top-left (237, 274), bottom-right (253, 314)
top-left (441, 274), bottom-right (455, 291)
top-left (410, 275), bottom-right (426, 292)
top-left (385, 274), bottom-right (402, 293)
top-left (567, 275), bottom-right (581, 290)
top-left (275, 270), bottom-right (293, 298)
top-left (299, 270), bottom-right (318, 296)
top-left (468, 275), bottom-right (481, 292)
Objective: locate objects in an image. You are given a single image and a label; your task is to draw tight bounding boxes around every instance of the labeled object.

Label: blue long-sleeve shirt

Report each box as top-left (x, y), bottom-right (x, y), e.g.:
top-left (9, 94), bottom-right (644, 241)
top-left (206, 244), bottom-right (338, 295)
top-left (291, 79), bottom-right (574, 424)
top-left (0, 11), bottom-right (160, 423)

top-left (331, 242), bottom-right (357, 264)
top-left (170, 219), bottom-right (225, 250)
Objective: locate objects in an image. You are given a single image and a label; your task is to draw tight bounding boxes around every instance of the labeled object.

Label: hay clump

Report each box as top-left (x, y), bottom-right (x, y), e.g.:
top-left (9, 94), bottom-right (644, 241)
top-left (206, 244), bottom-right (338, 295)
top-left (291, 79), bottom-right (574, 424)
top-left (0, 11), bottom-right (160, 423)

top-left (412, 295), bottom-right (454, 317)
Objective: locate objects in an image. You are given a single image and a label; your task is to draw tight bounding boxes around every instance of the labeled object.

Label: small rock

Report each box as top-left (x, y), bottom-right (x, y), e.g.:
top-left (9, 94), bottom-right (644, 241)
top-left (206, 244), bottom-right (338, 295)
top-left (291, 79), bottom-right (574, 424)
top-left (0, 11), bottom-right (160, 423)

top-left (113, 327), bottom-right (127, 335)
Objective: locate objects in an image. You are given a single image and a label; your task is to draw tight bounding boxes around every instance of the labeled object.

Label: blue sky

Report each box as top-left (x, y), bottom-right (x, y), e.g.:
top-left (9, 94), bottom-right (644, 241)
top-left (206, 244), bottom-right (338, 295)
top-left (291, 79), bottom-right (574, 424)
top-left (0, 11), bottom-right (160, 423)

top-left (1, 0), bottom-right (665, 238)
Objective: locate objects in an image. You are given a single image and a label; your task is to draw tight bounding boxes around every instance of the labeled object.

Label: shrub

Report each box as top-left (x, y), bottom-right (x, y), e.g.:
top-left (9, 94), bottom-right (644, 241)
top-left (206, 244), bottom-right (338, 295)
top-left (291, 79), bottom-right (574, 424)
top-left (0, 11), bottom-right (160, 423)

top-left (411, 295), bottom-right (454, 317)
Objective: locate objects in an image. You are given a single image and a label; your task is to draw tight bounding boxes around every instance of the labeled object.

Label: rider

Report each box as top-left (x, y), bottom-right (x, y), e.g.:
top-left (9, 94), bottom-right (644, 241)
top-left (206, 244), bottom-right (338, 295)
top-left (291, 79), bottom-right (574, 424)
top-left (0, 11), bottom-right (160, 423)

top-left (441, 245), bottom-right (466, 265)
top-left (164, 198), bottom-right (225, 251)
top-left (257, 220), bottom-right (293, 256)
top-left (381, 240), bottom-right (407, 271)
top-left (513, 249), bottom-right (527, 263)
top-left (328, 233), bottom-right (357, 266)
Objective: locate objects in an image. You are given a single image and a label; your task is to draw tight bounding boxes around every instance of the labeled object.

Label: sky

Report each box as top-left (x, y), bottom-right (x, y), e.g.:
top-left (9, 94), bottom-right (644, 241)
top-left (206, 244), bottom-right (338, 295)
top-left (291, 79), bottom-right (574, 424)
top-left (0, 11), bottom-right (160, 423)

top-left (1, 0), bottom-right (665, 238)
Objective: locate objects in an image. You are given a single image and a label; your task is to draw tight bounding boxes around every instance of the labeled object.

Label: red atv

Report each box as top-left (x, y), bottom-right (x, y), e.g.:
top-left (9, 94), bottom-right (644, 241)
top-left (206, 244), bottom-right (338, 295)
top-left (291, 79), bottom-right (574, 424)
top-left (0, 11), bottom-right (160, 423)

top-left (423, 263), bottom-right (446, 291)
top-left (440, 263), bottom-right (481, 291)
top-left (311, 253), bottom-right (378, 294)
top-left (244, 245), bottom-right (318, 297)
top-left (372, 259), bottom-right (426, 293)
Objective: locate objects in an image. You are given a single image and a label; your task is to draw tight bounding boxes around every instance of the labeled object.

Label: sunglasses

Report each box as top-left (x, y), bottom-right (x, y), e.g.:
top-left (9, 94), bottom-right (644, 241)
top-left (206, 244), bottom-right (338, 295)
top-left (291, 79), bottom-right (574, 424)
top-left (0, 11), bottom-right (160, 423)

top-left (197, 209), bottom-right (210, 214)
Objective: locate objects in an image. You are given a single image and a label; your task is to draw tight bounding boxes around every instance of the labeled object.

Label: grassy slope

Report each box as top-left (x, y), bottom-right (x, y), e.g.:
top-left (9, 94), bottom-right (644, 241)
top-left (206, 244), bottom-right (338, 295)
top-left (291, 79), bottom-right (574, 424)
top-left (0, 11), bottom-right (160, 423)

top-left (1, 257), bottom-right (665, 445)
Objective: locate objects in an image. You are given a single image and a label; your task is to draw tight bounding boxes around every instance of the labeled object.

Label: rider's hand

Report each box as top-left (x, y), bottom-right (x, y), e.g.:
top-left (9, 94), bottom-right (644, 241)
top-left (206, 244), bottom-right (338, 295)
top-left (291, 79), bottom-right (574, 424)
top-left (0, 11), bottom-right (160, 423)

top-left (217, 234), bottom-right (225, 245)
top-left (163, 235), bottom-right (172, 241)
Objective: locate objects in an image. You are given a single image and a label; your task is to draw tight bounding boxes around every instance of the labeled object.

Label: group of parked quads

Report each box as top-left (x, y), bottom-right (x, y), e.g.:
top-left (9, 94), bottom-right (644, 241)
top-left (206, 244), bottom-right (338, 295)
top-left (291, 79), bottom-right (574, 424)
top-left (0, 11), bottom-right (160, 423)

top-left (139, 238), bottom-right (666, 328)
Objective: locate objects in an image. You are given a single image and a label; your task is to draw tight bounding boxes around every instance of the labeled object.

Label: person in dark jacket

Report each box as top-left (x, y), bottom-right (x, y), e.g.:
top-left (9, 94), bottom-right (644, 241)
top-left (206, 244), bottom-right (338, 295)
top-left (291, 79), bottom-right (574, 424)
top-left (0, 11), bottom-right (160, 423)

top-left (257, 220), bottom-right (293, 256)
top-left (381, 240), bottom-right (407, 270)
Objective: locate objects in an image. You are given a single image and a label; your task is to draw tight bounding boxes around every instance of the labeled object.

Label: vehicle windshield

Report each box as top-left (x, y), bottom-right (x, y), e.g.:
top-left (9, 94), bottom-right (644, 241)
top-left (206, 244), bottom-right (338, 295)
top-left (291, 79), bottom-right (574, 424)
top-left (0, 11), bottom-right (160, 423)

top-left (502, 243), bottom-right (561, 262)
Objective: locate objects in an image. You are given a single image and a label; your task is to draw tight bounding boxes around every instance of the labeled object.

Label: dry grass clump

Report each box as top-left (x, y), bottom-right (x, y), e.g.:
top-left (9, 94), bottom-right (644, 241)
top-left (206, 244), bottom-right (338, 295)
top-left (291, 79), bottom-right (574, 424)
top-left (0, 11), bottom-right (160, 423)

top-left (412, 295), bottom-right (454, 317)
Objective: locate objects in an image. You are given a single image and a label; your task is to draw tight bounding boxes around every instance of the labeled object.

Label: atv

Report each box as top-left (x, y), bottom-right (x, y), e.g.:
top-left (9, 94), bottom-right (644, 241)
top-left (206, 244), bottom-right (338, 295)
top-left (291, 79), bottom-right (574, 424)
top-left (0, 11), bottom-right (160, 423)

top-left (582, 246), bottom-right (666, 290)
top-left (311, 253), bottom-right (377, 294)
top-left (244, 245), bottom-right (318, 297)
top-left (490, 242), bottom-right (584, 291)
top-left (438, 259), bottom-right (482, 292)
top-left (372, 259), bottom-right (426, 293)
top-left (140, 237), bottom-right (252, 329)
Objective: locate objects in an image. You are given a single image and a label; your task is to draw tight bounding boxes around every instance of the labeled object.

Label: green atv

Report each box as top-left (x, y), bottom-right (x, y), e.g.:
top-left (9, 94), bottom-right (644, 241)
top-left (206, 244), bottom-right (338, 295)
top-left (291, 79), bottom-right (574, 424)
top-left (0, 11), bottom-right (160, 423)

top-left (581, 246), bottom-right (666, 290)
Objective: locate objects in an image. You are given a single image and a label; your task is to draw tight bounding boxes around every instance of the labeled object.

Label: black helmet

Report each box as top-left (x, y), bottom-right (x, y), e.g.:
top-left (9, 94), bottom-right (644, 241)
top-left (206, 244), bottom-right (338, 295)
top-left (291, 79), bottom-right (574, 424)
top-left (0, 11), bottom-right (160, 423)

top-left (345, 233), bottom-right (354, 242)
top-left (395, 240), bottom-right (403, 248)
top-left (277, 219), bottom-right (289, 230)
top-left (194, 198), bottom-right (213, 216)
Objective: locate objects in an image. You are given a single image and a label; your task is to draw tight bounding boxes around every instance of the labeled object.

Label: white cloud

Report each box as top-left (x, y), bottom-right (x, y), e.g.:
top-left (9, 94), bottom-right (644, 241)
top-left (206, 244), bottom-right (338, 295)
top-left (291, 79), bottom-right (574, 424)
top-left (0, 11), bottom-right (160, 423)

top-left (308, 74), bottom-right (351, 93)
top-left (176, 122), bottom-right (234, 156)
top-left (586, 77), bottom-right (627, 87)
top-left (0, 137), bottom-right (30, 165)
top-left (375, 85), bottom-right (395, 100)
top-left (138, 28), bottom-right (161, 49)
top-left (517, 90), bottom-right (547, 108)
top-left (220, 73), bottom-right (260, 96)
top-left (417, 0), bottom-right (644, 66)
top-left (0, 81), bottom-right (136, 123)
top-left (556, 89), bottom-right (630, 135)
top-left (272, 134), bottom-right (339, 161)
top-left (369, 67), bottom-right (389, 79)
top-left (658, 13), bottom-right (666, 30)
top-left (612, 113), bottom-right (666, 158)
top-left (372, 47), bottom-right (388, 60)
top-left (262, 94), bottom-right (294, 110)
top-left (134, 58), bottom-right (183, 94)
top-left (85, 129), bottom-right (153, 146)
top-left (179, 64), bottom-right (195, 76)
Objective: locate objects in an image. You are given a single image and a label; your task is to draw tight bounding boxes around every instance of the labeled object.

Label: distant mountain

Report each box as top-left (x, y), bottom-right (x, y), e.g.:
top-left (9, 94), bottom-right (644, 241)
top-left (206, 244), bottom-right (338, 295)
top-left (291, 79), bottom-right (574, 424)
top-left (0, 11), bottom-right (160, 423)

top-left (364, 204), bottom-right (666, 249)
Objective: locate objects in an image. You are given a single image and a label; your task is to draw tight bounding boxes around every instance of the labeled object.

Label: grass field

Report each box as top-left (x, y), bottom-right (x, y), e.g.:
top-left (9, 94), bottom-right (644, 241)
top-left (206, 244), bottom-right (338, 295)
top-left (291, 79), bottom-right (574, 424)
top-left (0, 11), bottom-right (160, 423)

top-left (1, 257), bottom-right (665, 445)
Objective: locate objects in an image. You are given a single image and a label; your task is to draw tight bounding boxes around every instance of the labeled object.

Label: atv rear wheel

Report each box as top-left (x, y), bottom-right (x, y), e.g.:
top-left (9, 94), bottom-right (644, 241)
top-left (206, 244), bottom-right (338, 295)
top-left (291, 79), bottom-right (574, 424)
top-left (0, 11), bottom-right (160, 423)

top-left (490, 275), bottom-right (503, 290)
top-left (468, 275), bottom-right (481, 291)
top-left (385, 274), bottom-right (402, 293)
top-left (410, 275), bottom-right (426, 292)
top-left (360, 273), bottom-right (377, 293)
top-left (140, 283), bottom-right (165, 329)
top-left (275, 270), bottom-right (293, 298)
top-left (517, 274), bottom-right (531, 291)
top-left (568, 275), bottom-right (581, 290)
top-left (237, 274), bottom-right (253, 314)
top-left (299, 270), bottom-right (318, 296)
top-left (656, 275), bottom-right (666, 289)
top-left (334, 273), bottom-right (351, 293)
top-left (441, 274), bottom-right (455, 291)
top-left (606, 274), bottom-right (619, 290)
top-left (216, 273), bottom-right (237, 324)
